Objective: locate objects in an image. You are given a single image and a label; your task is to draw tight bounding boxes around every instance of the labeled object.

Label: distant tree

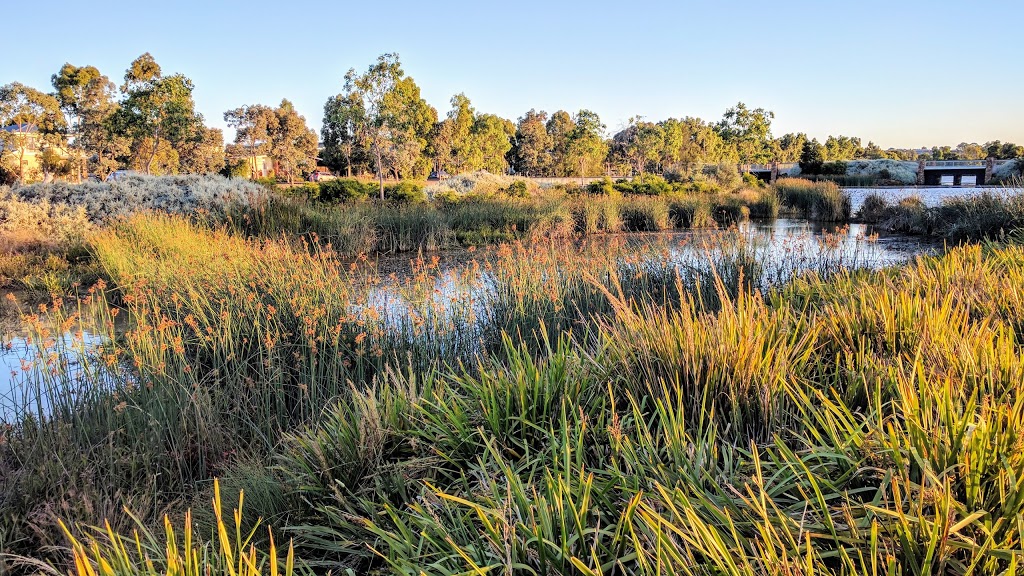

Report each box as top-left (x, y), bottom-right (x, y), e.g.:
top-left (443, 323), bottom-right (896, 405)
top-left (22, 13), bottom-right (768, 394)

top-left (111, 53), bottom-right (204, 174)
top-left (51, 63), bottom-right (120, 181)
top-left (511, 110), bottom-right (551, 176)
top-left (614, 117), bottom-right (663, 175)
top-left (271, 99), bottom-right (319, 183)
top-left (224, 104), bottom-right (275, 179)
top-left (321, 92), bottom-right (367, 177)
top-left (774, 132), bottom-right (808, 163)
top-left (0, 82), bottom-right (66, 183)
top-left (471, 113), bottom-right (514, 174)
top-left (823, 135), bottom-right (863, 161)
top-left (337, 53), bottom-right (435, 199)
top-left (179, 126), bottom-right (225, 174)
top-left (717, 102), bottom-right (774, 164)
top-left (955, 142), bottom-right (985, 160)
top-left (799, 138), bottom-right (825, 174)
top-left (566, 109), bottom-right (606, 177)
top-left (546, 110), bottom-right (576, 176)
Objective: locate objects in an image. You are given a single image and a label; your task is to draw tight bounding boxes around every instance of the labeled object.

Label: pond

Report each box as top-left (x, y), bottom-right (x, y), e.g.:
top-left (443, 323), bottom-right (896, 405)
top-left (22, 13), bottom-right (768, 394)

top-left (846, 185), bottom-right (1023, 212)
top-left (0, 219), bottom-right (940, 422)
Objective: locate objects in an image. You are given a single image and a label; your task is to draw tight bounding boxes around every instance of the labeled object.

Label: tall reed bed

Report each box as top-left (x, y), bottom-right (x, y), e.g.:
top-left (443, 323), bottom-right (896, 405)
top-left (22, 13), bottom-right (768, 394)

top-left (774, 177), bottom-right (852, 221)
top-left (271, 241), bottom-right (1024, 574)
top-left (5, 213), bottom-right (1023, 575)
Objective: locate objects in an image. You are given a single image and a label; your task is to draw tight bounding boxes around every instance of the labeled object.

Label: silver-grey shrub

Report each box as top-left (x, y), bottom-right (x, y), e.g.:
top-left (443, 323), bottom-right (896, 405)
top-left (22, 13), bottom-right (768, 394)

top-left (8, 175), bottom-right (268, 223)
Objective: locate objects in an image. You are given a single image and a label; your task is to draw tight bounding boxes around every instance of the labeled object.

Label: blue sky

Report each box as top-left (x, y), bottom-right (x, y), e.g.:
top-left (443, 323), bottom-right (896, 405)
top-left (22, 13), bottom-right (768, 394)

top-left (4, 0), bottom-right (1022, 148)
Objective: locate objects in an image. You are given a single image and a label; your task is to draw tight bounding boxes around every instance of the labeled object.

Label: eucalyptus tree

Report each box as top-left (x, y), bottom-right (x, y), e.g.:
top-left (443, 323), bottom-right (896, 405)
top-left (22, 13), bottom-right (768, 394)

top-left (321, 92), bottom-right (368, 177)
top-left (566, 109), bottom-right (606, 177)
top-left (613, 117), bottom-right (663, 175)
top-left (717, 102), bottom-right (774, 164)
top-left (224, 104), bottom-right (275, 178)
top-left (0, 82), bottom-right (66, 182)
top-left (272, 99), bottom-right (319, 183)
top-left (546, 110), bottom-right (575, 176)
top-left (51, 63), bottom-right (120, 180)
top-left (511, 110), bottom-right (551, 176)
top-left (111, 53), bottom-right (205, 174)
top-left (334, 53), bottom-right (435, 199)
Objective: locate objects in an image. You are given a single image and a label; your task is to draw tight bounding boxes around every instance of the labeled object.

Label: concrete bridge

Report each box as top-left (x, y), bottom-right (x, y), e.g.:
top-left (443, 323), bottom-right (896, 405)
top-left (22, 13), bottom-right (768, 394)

top-left (744, 158), bottom-right (1014, 185)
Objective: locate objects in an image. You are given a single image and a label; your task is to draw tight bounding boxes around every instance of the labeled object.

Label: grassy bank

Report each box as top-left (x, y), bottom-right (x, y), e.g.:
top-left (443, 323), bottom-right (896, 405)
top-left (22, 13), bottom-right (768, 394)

top-left (1, 205), bottom-right (1023, 573)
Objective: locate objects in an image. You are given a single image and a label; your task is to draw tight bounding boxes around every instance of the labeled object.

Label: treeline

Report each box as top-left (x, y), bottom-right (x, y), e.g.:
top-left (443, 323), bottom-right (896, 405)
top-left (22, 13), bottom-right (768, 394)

top-left (318, 54), bottom-right (1024, 189)
top-left (0, 54), bottom-right (319, 185)
top-left (4, 52), bottom-right (1023, 187)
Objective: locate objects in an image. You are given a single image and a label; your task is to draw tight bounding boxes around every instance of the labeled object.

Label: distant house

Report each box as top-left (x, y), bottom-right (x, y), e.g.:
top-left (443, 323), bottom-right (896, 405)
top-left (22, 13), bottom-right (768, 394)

top-left (246, 155), bottom-right (275, 179)
top-left (0, 124), bottom-right (70, 183)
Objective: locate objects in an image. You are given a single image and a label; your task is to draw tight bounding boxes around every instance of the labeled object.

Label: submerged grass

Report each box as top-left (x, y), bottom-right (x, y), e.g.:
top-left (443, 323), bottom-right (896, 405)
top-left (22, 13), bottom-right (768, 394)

top-left (1, 204), bottom-right (1022, 574)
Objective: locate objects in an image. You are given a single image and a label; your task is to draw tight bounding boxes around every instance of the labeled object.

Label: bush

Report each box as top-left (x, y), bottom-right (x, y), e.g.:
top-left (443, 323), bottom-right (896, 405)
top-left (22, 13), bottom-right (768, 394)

top-left (741, 172), bottom-right (765, 188)
top-left (819, 161), bottom-right (848, 176)
top-left (629, 174), bottom-right (671, 196)
top-left (620, 196), bottom-right (670, 231)
top-left (859, 193), bottom-right (891, 223)
top-left (702, 162), bottom-right (742, 191)
top-left (774, 178), bottom-right (851, 222)
top-left (385, 182), bottom-right (426, 203)
top-left (749, 189), bottom-right (781, 219)
top-left (6, 175), bottom-right (268, 223)
top-left (318, 178), bottom-right (372, 203)
top-left (586, 177), bottom-right (618, 196)
top-left (505, 180), bottom-right (530, 197)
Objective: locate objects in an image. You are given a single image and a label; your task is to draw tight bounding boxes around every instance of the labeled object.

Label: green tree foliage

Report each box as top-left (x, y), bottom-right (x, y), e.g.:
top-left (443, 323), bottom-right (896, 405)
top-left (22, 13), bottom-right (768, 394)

top-left (717, 102), bottom-right (773, 163)
top-left (774, 132), bottom-right (807, 163)
top-left (0, 82), bottom-right (67, 183)
top-left (110, 53), bottom-right (205, 175)
top-left (272, 99), bottom-right (319, 183)
top-left (511, 109), bottom-right (551, 176)
top-left (566, 110), bottom-right (607, 177)
top-left (224, 104), bottom-right (275, 178)
top-left (799, 138), bottom-right (825, 174)
top-left (823, 135), bottom-right (863, 161)
top-left (179, 126), bottom-right (226, 174)
top-left (51, 63), bottom-right (120, 180)
top-left (613, 117), bottom-right (663, 175)
top-left (332, 53), bottom-right (436, 198)
top-left (321, 92), bottom-right (367, 177)
top-left (545, 110), bottom-right (576, 176)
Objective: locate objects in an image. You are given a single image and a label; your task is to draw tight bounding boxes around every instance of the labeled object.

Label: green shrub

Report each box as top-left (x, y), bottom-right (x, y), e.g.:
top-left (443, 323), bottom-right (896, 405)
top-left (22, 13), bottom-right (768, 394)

top-left (504, 180), bottom-right (530, 197)
top-left (586, 177), bottom-right (618, 196)
top-left (741, 172), bottom-right (764, 188)
top-left (385, 182), bottom-right (426, 203)
top-left (819, 161), bottom-right (848, 176)
top-left (318, 178), bottom-right (372, 203)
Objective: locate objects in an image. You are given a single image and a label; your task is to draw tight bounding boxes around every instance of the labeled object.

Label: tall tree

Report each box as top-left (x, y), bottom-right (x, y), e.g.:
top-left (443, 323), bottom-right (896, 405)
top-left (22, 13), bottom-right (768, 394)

top-left (51, 64), bottom-right (119, 181)
top-left (471, 113), bottom-right (514, 174)
top-left (111, 53), bottom-right (204, 175)
top-left (338, 53), bottom-right (435, 199)
top-left (0, 82), bottom-right (66, 183)
top-left (717, 102), bottom-right (774, 163)
top-left (512, 110), bottom-right (551, 176)
top-left (546, 110), bottom-right (576, 176)
top-left (321, 92), bottom-right (367, 178)
top-left (566, 110), bottom-right (607, 178)
top-left (224, 104), bottom-right (275, 179)
top-left (271, 99), bottom-right (319, 184)
top-left (613, 117), bottom-right (663, 175)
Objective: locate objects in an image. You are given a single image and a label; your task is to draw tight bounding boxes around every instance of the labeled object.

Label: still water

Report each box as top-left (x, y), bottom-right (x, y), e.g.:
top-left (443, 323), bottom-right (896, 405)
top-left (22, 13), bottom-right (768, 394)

top-left (0, 218), bottom-right (939, 422)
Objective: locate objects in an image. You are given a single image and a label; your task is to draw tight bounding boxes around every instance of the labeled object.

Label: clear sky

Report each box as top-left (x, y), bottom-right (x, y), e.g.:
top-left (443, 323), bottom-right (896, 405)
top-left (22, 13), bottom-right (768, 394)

top-left (3, 0), bottom-right (1022, 148)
